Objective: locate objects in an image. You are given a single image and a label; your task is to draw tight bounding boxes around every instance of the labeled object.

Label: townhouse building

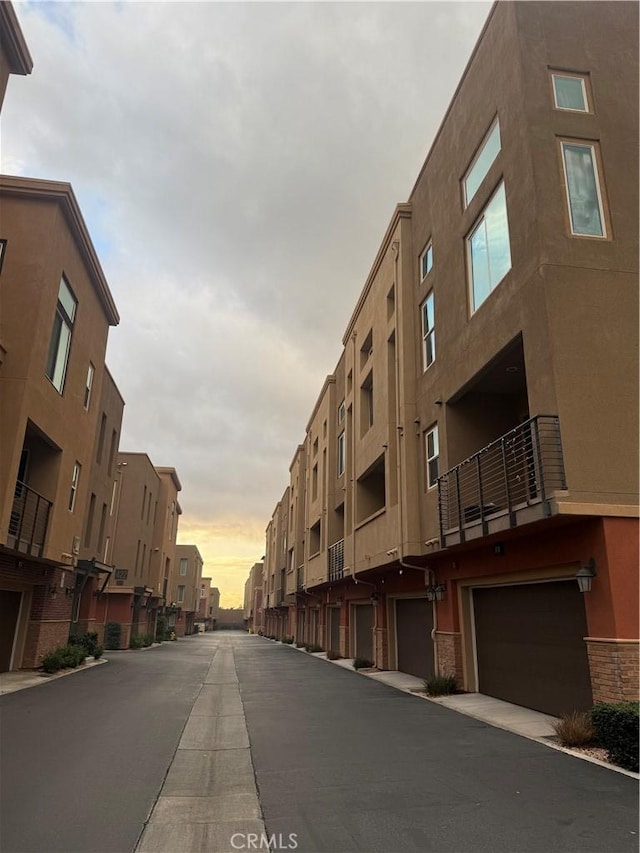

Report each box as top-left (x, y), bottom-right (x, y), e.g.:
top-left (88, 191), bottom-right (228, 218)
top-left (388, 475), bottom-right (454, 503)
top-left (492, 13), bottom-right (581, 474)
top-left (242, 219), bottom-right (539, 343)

top-left (0, 174), bottom-right (121, 669)
top-left (196, 575), bottom-right (212, 630)
top-left (168, 544), bottom-right (203, 637)
top-left (209, 585), bottom-right (220, 628)
top-left (243, 561), bottom-right (264, 633)
top-left (259, 0), bottom-right (639, 717)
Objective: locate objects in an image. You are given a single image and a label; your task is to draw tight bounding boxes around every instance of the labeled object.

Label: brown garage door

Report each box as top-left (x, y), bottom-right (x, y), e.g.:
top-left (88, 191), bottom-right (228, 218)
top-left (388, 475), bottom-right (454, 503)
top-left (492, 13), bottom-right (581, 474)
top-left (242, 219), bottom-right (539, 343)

top-left (396, 597), bottom-right (434, 680)
top-left (354, 604), bottom-right (374, 662)
top-left (0, 590), bottom-right (21, 672)
top-left (473, 580), bottom-right (593, 716)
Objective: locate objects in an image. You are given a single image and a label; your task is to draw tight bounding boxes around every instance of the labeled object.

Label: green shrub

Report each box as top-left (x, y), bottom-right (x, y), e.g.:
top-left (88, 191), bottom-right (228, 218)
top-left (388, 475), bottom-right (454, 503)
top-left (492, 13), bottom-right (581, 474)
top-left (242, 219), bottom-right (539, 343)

top-left (68, 632), bottom-right (100, 657)
top-left (553, 711), bottom-right (595, 747)
top-left (326, 650), bottom-right (341, 660)
top-left (41, 643), bottom-right (86, 673)
top-left (142, 633), bottom-right (154, 647)
top-left (282, 636), bottom-right (294, 644)
top-left (424, 674), bottom-right (457, 696)
top-left (93, 645), bottom-right (104, 660)
top-left (129, 635), bottom-right (145, 649)
top-left (295, 641), bottom-right (306, 648)
top-left (591, 702), bottom-right (639, 772)
top-left (104, 622), bottom-right (122, 650)
top-left (307, 643), bottom-right (324, 653)
top-left (353, 658), bottom-right (374, 670)
top-left (155, 616), bottom-right (167, 642)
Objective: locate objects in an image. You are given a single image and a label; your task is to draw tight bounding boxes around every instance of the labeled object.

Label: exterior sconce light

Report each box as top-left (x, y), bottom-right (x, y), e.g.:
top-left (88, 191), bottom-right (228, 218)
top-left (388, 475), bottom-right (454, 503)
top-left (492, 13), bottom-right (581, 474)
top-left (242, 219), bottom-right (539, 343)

top-left (426, 584), bottom-right (446, 602)
top-left (576, 559), bottom-right (596, 593)
top-left (370, 593), bottom-right (379, 605)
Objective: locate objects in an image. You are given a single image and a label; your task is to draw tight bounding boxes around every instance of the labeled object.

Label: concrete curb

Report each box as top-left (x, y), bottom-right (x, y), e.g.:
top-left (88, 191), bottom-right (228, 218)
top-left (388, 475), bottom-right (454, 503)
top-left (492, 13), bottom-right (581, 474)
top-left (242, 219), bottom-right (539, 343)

top-left (0, 657), bottom-right (107, 696)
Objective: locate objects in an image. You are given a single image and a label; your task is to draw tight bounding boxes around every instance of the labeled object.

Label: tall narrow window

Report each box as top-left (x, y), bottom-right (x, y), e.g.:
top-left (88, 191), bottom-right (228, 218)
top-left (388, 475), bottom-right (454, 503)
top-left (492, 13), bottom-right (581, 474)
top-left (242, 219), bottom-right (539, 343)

top-left (84, 492), bottom-right (96, 547)
top-left (177, 585), bottom-right (185, 604)
top-left (312, 464), bottom-right (318, 501)
top-left (180, 558), bottom-right (188, 576)
top-left (84, 364), bottom-right (95, 409)
top-left (420, 242), bottom-right (433, 281)
top-left (69, 462), bottom-right (81, 511)
top-left (97, 503), bottom-right (107, 550)
top-left (360, 371), bottom-right (373, 436)
top-left (96, 413), bottom-right (107, 464)
top-left (337, 431), bottom-right (346, 476)
top-left (421, 292), bottom-right (435, 370)
top-left (338, 400), bottom-right (345, 424)
top-left (425, 426), bottom-right (439, 489)
top-left (464, 119), bottom-right (501, 207)
top-left (46, 276), bottom-right (77, 393)
top-left (552, 73), bottom-right (589, 112)
top-left (468, 181), bottom-right (512, 312)
top-left (561, 142), bottom-right (605, 237)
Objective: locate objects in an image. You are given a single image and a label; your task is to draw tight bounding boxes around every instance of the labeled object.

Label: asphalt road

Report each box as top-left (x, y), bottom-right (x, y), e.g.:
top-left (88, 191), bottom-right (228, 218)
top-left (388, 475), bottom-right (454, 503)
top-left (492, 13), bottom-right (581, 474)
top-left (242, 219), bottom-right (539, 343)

top-left (237, 639), bottom-right (639, 853)
top-left (0, 639), bottom-right (212, 853)
top-left (1, 633), bottom-right (638, 853)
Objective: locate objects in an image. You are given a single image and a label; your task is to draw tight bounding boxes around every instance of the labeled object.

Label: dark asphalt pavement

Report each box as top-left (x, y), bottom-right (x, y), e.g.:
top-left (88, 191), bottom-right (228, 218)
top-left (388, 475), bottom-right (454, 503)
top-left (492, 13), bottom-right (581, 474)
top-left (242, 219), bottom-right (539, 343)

top-left (0, 639), bottom-right (212, 853)
top-left (236, 639), bottom-right (639, 853)
top-left (2, 633), bottom-right (638, 853)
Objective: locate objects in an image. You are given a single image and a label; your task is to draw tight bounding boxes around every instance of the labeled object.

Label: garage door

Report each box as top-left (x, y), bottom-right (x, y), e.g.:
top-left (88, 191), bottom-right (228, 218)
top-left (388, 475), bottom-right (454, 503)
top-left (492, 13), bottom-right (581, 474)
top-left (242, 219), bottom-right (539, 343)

top-left (354, 604), bottom-right (374, 662)
top-left (396, 597), bottom-right (434, 680)
top-left (473, 580), bottom-right (592, 716)
top-left (0, 590), bottom-right (21, 672)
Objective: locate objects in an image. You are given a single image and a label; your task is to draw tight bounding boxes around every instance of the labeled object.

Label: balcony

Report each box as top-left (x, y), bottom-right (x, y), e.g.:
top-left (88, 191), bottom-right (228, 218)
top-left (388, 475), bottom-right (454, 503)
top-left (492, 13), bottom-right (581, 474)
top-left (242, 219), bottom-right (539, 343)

top-left (438, 416), bottom-right (566, 547)
top-left (7, 481), bottom-right (52, 557)
top-left (275, 587), bottom-right (285, 606)
top-left (328, 539), bottom-right (345, 582)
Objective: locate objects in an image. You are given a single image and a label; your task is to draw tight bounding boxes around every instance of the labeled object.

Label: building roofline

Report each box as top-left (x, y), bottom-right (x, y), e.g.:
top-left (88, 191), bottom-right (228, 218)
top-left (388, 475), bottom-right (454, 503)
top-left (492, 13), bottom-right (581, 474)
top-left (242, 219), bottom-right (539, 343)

top-left (407, 1), bottom-right (497, 201)
top-left (155, 466), bottom-right (182, 492)
top-left (0, 2), bottom-right (34, 75)
top-left (104, 365), bottom-right (126, 406)
top-left (342, 203), bottom-right (412, 345)
top-left (0, 174), bottom-right (119, 324)
top-left (176, 543), bottom-right (203, 563)
top-left (305, 374), bottom-right (336, 433)
top-left (288, 443), bottom-right (305, 474)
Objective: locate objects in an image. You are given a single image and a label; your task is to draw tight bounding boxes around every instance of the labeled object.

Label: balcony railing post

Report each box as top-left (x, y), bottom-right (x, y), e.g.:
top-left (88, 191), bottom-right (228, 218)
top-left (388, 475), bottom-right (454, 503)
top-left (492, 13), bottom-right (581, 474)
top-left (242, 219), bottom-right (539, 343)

top-left (500, 437), bottom-right (515, 527)
top-left (455, 468), bottom-right (465, 543)
top-left (531, 417), bottom-right (549, 514)
top-left (437, 478), bottom-right (444, 546)
top-left (476, 455), bottom-right (488, 535)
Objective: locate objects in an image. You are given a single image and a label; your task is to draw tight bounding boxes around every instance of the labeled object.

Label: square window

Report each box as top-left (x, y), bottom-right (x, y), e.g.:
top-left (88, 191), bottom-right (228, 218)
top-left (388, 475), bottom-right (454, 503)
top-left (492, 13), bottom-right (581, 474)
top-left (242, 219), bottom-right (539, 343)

top-left (552, 73), bottom-right (588, 112)
top-left (468, 181), bottom-right (512, 312)
top-left (420, 242), bottom-right (433, 281)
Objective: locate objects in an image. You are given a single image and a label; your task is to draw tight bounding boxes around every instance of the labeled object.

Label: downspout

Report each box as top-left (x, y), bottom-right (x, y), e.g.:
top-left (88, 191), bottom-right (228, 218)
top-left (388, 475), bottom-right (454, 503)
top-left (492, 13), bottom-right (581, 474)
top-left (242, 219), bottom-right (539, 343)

top-left (398, 556), bottom-right (440, 676)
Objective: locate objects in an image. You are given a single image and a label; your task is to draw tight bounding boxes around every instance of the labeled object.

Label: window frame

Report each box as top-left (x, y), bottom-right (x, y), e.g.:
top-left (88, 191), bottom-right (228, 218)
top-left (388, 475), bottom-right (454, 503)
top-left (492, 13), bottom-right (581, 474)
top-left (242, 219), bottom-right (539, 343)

top-left (425, 426), bottom-right (439, 490)
top-left (83, 363), bottom-right (95, 410)
top-left (177, 585), bottom-right (185, 604)
top-left (419, 241), bottom-right (433, 282)
top-left (559, 139), bottom-right (607, 239)
top-left (179, 557), bottom-right (188, 575)
top-left (463, 118), bottom-right (501, 208)
top-left (69, 462), bottom-right (81, 512)
top-left (337, 431), bottom-right (346, 477)
top-left (551, 72), bottom-right (590, 113)
top-left (421, 291), bottom-right (435, 371)
top-left (467, 180), bottom-right (512, 314)
top-left (338, 400), bottom-right (345, 424)
top-left (46, 276), bottom-right (77, 395)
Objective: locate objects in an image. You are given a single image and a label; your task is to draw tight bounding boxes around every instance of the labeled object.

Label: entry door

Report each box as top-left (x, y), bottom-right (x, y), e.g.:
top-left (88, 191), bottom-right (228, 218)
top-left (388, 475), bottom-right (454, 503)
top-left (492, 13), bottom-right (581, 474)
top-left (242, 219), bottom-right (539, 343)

top-left (354, 604), bottom-right (374, 662)
top-left (396, 597), bottom-right (434, 679)
top-left (0, 590), bottom-right (22, 672)
top-left (328, 608), bottom-right (340, 653)
top-left (473, 580), bottom-right (593, 715)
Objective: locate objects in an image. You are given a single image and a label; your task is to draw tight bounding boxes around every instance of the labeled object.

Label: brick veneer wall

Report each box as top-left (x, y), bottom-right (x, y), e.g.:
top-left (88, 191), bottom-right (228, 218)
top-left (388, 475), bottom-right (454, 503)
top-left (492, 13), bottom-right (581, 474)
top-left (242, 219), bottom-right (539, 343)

top-left (436, 631), bottom-right (464, 686)
top-left (586, 638), bottom-right (640, 703)
top-left (374, 627), bottom-right (389, 669)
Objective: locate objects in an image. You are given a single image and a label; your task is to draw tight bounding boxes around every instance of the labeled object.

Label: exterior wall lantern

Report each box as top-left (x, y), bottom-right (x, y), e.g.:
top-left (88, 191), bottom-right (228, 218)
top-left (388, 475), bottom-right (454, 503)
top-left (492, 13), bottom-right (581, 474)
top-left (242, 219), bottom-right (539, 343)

top-left (426, 585), bottom-right (446, 602)
top-left (576, 558), bottom-right (596, 593)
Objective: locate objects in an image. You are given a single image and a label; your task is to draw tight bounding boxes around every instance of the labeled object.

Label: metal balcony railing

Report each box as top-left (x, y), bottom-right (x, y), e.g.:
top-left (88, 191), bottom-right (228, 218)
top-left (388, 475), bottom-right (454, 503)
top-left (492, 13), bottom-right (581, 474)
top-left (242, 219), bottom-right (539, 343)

top-left (328, 538), bottom-right (345, 581)
top-left (438, 416), bottom-right (566, 543)
top-left (296, 565), bottom-right (304, 591)
top-left (275, 588), bottom-right (285, 606)
top-left (7, 481), bottom-right (52, 557)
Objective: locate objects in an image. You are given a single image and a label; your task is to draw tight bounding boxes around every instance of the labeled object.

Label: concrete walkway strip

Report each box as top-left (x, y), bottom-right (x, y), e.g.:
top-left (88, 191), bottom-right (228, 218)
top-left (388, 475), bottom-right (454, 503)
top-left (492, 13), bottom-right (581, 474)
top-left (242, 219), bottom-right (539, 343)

top-left (136, 645), bottom-right (266, 853)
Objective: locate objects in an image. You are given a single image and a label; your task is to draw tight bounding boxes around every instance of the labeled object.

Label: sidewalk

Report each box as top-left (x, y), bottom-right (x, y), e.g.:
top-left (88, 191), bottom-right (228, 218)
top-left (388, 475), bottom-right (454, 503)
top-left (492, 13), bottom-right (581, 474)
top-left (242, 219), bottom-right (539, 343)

top-left (0, 657), bottom-right (106, 695)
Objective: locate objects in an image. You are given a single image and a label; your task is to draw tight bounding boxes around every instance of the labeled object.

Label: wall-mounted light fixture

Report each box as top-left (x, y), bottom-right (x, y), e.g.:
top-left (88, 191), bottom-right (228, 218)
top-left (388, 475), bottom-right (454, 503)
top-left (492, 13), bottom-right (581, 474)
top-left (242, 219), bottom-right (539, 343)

top-left (576, 558), bottom-right (596, 593)
top-left (426, 584), bottom-right (446, 602)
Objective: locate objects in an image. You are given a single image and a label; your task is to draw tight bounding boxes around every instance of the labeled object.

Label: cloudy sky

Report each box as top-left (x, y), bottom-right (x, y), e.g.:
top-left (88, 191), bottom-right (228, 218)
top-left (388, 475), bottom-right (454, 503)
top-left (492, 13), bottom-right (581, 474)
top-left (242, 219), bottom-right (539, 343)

top-left (4, 0), bottom-right (491, 606)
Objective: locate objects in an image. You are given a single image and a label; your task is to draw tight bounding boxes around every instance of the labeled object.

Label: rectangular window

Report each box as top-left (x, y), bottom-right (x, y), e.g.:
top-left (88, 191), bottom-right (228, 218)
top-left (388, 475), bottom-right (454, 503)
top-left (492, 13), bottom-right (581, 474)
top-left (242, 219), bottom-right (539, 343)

top-left (338, 400), bottom-right (345, 424)
top-left (425, 426), bottom-right (439, 489)
top-left (46, 276), bottom-right (77, 393)
top-left (179, 558), bottom-right (188, 576)
top-left (84, 363), bottom-right (95, 409)
top-left (96, 413), bottom-right (107, 464)
top-left (468, 181), bottom-right (512, 312)
top-left (103, 535), bottom-right (110, 563)
top-left (0, 239), bottom-right (6, 276)
top-left (360, 371), bottom-right (373, 436)
top-left (97, 503), bottom-right (107, 550)
top-left (561, 142), bottom-right (605, 237)
top-left (107, 430), bottom-right (117, 476)
top-left (464, 119), bottom-right (501, 207)
top-left (69, 462), bottom-right (81, 511)
top-left (552, 73), bottom-right (588, 112)
top-left (421, 292), bottom-right (435, 370)
top-left (177, 585), bottom-right (185, 604)
top-left (312, 464), bottom-right (318, 501)
top-left (337, 431), bottom-right (346, 476)
top-left (420, 242), bottom-right (433, 281)
top-left (84, 492), bottom-right (96, 547)
top-left (141, 485), bottom-right (147, 519)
